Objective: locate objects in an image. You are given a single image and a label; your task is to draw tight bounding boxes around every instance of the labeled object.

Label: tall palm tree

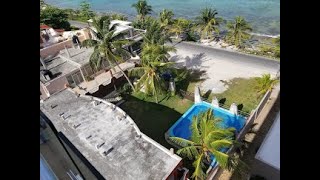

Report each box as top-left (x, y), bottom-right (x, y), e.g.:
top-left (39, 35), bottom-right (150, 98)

top-left (226, 16), bottom-right (252, 48)
top-left (195, 7), bottom-right (221, 40)
top-left (170, 18), bottom-right (193, 39)
top-left (132, 15), bottom-right (155, 30)
top-left (129, 62), bottom-right (170, 103)
top-left (130, 43), bottom-right (176, 103)
top-left (159, 9), bottom-right (174, 27)
top-left (255, 73), bottom-right (279, 97)
top-left (143, 19), bottom-right (171, 46)
top-left (170, 109), bottom-right (242, 180)
top-left (141, 43), bottom-right (176, 65)
top-left (131, 0), bottom-right (152, 20)
top-left (81, 16), bottom-right (135, 90)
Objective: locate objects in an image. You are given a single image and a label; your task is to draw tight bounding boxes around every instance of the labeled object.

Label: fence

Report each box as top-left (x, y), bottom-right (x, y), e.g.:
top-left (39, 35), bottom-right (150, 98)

top-left (207, 88), bottom-right (274, 180)
top-left (179, 89), bottom-right (251, 117)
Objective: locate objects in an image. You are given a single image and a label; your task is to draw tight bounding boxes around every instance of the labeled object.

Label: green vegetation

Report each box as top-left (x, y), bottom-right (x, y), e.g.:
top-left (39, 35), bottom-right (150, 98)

top-left (170, 18), bottom-right (193, 38)
top-left (120, 92), bottom-right (193, 148)
top-left (208, 78), bottom-right (266, 115)
top-left (81, 16), bottom-right (135, 90)
top-left (170, 109), bottom-right (247, 180)
top-left (78, 0), bottom-right (95, 21)
top-left (159, 9), bottom-right (174, 27)
top-left (226, 16), bottom-right (252, 48)
top-left (41, 0), bottom-right (279, 59)
top-left (129, 62), bottom-right (168, 103)
top-left (110, 13), bottom-right (128, 21)
top-left (132, 91), bottom-right (193, 114)
top-left (240, 36), bottom-right (280, 59)
top-left (142, 18), bottom-right (171, 45)
top-left (131, 0), bottom-right (152, 20)
top-left (40, 6), bottom-right (71, 30)
top-left (255, 73), bottom-right (279, 97)
top-left (195, 7), bottom-right (222, 40)
top-left (129, 29), bottom-right (177, 102)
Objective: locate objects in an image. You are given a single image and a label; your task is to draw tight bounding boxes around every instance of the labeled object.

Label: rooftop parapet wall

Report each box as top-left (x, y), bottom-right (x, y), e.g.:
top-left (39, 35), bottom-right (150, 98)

top-left (40, 29), bottom-right (91, 58)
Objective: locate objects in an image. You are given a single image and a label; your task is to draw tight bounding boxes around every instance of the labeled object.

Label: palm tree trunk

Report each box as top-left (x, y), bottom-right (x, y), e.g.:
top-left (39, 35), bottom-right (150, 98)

top-left (113, 60), bottom-right (135, 91)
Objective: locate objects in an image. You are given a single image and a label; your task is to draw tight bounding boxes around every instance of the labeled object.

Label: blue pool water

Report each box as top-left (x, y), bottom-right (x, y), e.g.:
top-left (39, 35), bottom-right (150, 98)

top-left (167, 101), bottom-right (246, 167)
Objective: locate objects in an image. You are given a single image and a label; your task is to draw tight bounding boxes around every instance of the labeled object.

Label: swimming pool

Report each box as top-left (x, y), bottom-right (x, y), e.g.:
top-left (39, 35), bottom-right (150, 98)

top-left (167, 101), bottom-right (246, 167)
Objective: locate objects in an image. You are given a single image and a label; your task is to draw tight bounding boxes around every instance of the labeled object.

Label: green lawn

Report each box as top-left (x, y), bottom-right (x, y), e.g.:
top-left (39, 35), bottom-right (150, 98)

top-left (207, 77), bottom-right (263, 115)
top-left (120, 93), bottom-right (193, 149)
top-left (119, 77), bottom-right (262, 174)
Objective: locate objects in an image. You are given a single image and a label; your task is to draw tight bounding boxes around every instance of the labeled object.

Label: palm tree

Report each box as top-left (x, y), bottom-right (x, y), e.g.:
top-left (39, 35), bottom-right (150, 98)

top-left (159, 9), bottom-right (174, 27)
top-left (132, 15), bottom-right (155, 30)
top-left (110, 13), bottom-right (128, 21)
top-left (226, 16), bottom-right (252, 48)
top-left (143, 19), bottom-right (171, 45)
top-left (195, 7), bottom-right (221, 40)
top-left (81, 16), bottom-right (135, 90)
top-left (170, 18), bottom-right (193, 39)
top-left (131, 0), bottom-right (152, 20)
top-left (255, 73), bottom-right (279, 97)
top-left (129, 62), bottom-right (170, 103)
top-left (170, 109), bottom-right (242, 180)
top-left (141, 43), bottom-right (176, 65)
top-left (130, 43), bottom-right (176, 103)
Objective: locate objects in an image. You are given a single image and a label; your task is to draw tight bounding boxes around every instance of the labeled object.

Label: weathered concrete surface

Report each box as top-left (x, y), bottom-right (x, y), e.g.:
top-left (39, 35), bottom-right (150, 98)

top-left (40, 89), bottom-right (181, 180)
top-left (168, 42), bottom-right (279, 93)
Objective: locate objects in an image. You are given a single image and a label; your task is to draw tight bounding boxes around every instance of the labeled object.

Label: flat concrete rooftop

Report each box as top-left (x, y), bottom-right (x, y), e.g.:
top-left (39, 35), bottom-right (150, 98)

top-left (40, 89), bottom-right (181, 180)
top-left (60, 47), bottom-right (94, 65)
top-left (255, 111), bottom-right (280, 170)
top-left (40, 56), bottom-right (78, 83)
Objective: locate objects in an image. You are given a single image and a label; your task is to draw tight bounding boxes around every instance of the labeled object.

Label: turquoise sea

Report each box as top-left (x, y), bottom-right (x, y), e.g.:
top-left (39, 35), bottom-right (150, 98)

top-left (45, 0), bottom-right (280, 36)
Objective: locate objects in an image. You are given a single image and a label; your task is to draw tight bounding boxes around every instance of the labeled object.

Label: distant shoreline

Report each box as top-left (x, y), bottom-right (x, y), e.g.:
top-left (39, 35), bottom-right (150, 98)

top-left (45, 2), bottom-right (280, 38)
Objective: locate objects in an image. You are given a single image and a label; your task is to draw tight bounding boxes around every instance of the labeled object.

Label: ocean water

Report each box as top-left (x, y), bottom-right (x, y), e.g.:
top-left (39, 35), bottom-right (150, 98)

top-left (46, 0), bottom-right (280, 36)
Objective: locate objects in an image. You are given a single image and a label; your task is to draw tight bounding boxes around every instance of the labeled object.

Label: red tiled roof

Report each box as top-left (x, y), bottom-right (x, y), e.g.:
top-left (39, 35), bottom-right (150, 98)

top-left (40, 24), bottom-right (51, 30)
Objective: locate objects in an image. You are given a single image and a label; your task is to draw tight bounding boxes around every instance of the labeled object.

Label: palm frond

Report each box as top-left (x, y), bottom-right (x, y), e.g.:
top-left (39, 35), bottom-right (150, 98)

top-left (190, 116), bottom-right (201, 143)
top-left (129, 67), bottom-right (146, 77)
top-left (210, 139), bottom-right (233, 150)
top-left (176, 146), bottom-right (200, 160)
top-left (191, 153), bottom-right (206, 180)
top-left (227, 155), bottom-right (249, 178)
top-left (82, 39), bottom-right (98, 47)
top-left (89, 48), bottom-right (102, 70)
top-left (134, 71), bottom-right (148, 91)
top-left (209, 148), bottom-right (229, 168)
top-left (169, 137), bottom-right (196, 147)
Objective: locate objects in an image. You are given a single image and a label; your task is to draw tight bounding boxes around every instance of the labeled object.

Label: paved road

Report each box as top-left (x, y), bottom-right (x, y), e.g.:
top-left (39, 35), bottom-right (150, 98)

top-left (69, 20), bottom-right (88, 28)
top-left (171, 41), bottom-right (280, 70)
top-left (167, 41), bottom-right (280, 93)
